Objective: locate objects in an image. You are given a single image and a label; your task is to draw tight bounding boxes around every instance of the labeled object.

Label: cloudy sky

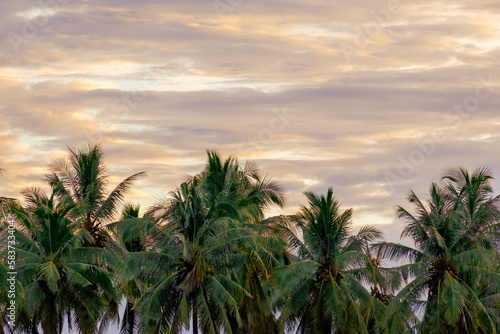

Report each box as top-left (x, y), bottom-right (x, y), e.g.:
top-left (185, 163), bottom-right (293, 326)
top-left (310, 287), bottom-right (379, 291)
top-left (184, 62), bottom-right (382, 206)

top-left (1, 0), bottom-right (500, 243)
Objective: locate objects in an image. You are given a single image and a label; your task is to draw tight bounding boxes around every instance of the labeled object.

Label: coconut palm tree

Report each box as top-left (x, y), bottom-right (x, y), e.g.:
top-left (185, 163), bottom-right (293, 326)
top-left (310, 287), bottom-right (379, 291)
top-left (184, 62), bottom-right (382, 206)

top-left (346, 235), bottom-right (418, 334)
top-left (105, 203), bottom-right (165, 334)
top-left (441, 166), bottom-right (500, 253)
top-left (230, 215), bottom-right (293, 334)
top-left (136, 178), bottom-right (245, 333)
top-left (46, 144), bottom-right (146, 247)
top-left (5, 187), bottom-right (117, 334)
top-left (380, 170), bottom-right (500, 333)
top-left (136, 151), bottom-right (285, 333)
top-left (113, 204), bottom-right (145, 334)
top-left (272, 188), bottom-right (384, 334)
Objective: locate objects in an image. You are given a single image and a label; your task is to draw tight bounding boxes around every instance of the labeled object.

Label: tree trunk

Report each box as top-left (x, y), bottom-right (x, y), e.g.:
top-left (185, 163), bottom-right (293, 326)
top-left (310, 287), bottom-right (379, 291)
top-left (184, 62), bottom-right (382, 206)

top-left (41, 314), bottom-right (58, 334)
top-left (193, 307), bottom-right (198, 334)
top-left (41, 295), bottom-right (58, 334)
top-left (126, 300), bottom-right (135, 334)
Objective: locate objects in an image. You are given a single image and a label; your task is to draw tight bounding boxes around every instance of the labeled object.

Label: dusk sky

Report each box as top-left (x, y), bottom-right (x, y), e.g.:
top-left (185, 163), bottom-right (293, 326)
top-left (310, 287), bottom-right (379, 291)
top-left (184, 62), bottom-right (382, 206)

top-left (1, 0), bottom-right (500, 243)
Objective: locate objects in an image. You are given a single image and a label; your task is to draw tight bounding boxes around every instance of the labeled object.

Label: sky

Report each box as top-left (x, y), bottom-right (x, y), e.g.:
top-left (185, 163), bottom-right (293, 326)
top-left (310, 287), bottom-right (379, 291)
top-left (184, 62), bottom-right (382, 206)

top-left (1, 0), bottom-right (500, 247)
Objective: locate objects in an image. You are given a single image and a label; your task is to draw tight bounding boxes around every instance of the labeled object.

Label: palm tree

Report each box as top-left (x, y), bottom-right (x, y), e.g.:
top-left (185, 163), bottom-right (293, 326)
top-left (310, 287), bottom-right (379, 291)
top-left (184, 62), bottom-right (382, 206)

top-left (272, 188), bottom-right (383, 334)
top-left (441, 166), bottom-right (500, 253)
top-left (106, 203), bottom-right (164, 334)
top-left (46, 144), bottom-right (146, 247)
top-left (114, 204), bottom-right (144, 334)
top-left (232, 215), bottom-right (293, 334)
top-left (136, 151), bottom-right (285, 333)
top-left (136, 178), bottom-right (244, 333)
top-left (380, 169), bottom-right (500, 333)
top-left (347, 236), bottom-right (415, 333)
top-left (5, 187), bottom-right (117, 334)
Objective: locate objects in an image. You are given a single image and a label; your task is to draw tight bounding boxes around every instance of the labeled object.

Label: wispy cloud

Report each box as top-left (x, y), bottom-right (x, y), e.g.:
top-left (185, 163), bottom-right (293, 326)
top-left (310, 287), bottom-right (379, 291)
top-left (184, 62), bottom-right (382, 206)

top-left (1, 0), bottom-right (500, 238)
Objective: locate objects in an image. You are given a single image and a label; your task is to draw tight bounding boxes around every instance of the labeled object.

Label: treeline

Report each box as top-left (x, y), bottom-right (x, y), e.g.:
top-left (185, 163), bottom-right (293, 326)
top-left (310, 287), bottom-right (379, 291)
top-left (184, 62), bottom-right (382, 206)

top-left (0, 144), bottom-right (499, 334)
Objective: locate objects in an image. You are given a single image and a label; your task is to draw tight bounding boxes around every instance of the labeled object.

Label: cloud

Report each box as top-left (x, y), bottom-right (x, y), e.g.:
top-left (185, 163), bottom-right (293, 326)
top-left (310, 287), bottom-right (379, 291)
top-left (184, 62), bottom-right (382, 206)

top-left (1, 0), bottom-right (500, 248)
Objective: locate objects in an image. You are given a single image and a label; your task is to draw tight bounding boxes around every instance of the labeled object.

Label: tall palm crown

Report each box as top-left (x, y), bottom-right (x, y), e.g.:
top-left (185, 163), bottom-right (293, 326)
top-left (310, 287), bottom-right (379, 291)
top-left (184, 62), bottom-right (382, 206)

top-left (136, 150), bottom-right (285, 333)
top-left (273, 188), bottom-right (385, 334)
top-left (232, 214), bottom-right (293, 334)
top-left (441, 166), bottom-right (500, 252)
top-left (47, 144), bottom-right (146, 247)
top-left (382, 167), bottom-right (500, 333)
top-left (4, 187), bottom-right (116, 334)
top-left (106, 203), bottom-right (161, 334)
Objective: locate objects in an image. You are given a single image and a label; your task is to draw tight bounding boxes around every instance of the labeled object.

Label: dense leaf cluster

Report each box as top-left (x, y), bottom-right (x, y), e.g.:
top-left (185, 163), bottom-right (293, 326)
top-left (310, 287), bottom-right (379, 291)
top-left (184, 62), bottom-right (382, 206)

top-left (1, 145), bottom-right (499, 333)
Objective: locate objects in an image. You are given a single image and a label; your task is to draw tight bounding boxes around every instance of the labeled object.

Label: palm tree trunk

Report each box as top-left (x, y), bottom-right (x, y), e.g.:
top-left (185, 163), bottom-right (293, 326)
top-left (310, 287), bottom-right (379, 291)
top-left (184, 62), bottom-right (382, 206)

top-left (126, 300), bottom-right (135, 334)
top-left (41, 316), bottom-right (58, 334)
top-left (41, 296), bottom-right (58, 334)
top-left (193, 307), bottom-right (198, 334)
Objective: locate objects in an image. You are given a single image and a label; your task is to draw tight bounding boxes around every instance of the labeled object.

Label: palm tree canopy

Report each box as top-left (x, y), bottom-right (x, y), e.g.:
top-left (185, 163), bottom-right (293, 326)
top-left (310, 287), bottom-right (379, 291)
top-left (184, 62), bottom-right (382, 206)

top-left (2, 144), bottom-right (500, 334)
top-left (46, 144), bottom-right (146, 247)
top-left (273, 188), bottom-right (386, 334)
top-left (4, 187), bottom-right (117, 334)
top-left (379, 168), bottom-right (500, 334)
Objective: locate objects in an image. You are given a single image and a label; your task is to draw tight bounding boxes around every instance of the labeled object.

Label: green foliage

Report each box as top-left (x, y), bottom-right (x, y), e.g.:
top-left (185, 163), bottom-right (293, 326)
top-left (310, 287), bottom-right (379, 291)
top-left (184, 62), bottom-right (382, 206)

top-left (378, 167), bottom-right (500, 334)
top-left (1, 145), bottom-right (499, 334)
top-left (1, 187), bottom-right (117, 334)
top-left (46, 144), bottom-right (146, 247)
